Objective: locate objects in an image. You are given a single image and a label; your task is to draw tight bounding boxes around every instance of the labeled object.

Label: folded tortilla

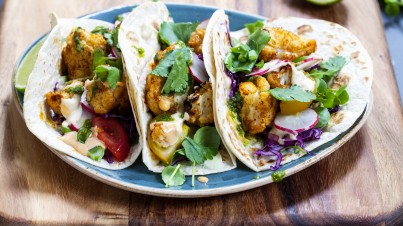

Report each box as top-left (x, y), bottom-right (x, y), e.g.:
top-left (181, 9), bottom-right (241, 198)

top-left (23, 18), bottom-right (142, 170)
top-left (119, 2), bottom-right (237, 175)
top-left (209, 12), bottom-right (373, 171)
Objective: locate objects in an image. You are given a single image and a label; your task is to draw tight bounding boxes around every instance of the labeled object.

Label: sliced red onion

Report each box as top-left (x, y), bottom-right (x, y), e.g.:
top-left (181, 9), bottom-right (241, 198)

top-left (189, 52), bottom-right (209, 83)
top-left (80, 87), bottom-right (96, 115)
top-left (225, 21), bottom-right (233, 47)
top-left (296, 56), bottom-right (323, 71)
top-left (246, 59), bottom-right (289, 77)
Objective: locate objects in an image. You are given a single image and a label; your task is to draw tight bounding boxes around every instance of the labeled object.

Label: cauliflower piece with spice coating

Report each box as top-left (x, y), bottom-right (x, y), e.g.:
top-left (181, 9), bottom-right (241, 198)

top-left (259, 27), bottom-right (316, 62)
top-left (188, 29), bottom-right (205, 55)
top-left (85, 80), bottom-right (128, 114)
top-left (145, 75), bottom-right (177, 115)
top-left (45, 91), bottom-right (72, 115)
top-left (266, 65), bottom-right (292, 89)
top-left (187, 82), bottom-right (214, 127)
top-left (239, 76), bottom-right (278, 134)
top-left (62, 27), bottom-right (107, 80)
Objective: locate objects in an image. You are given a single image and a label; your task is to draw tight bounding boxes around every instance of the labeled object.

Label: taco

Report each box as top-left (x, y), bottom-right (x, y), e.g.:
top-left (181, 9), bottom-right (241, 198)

top-left (208, 11), bottom-right (373, 171)
top-left (119, 2), bottom-right (236, 186)
top-left (23, 15), bottom-right (141, 169)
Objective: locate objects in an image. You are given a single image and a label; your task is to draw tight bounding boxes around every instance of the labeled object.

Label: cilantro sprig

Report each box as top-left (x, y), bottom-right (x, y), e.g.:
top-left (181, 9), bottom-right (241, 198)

top-left (161, 51), bottom-right (189, 94)
top-left (92, 26), bottom-right (119, 49)
top-left (224, 21), bottom-right (270, 73)
top-left (94, 65), bottom-right (121, 89)
top-left (162, 126), bottom-right (221, 187)
top-left (309, 56), bottom-right (347, 83)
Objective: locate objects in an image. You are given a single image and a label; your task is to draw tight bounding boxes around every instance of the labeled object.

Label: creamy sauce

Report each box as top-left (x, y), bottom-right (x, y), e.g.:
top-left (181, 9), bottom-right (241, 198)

top-left (59, 131), bottom-right (105, 156)
top-left (269, 127), bottom-right (297, 145)
top-left (60, 94), bottom-right (82, 125)
top-left (290, 65), bottom-right (315, 92)
top-left (149, 113), bottom-right (183, 148)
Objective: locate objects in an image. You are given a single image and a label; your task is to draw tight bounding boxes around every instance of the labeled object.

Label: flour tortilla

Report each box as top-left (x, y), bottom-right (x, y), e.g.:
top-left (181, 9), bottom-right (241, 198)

top-left (23, 18), bottom-right (142, 170)
top-left (210, 13), bottom-right (373, 171)
top-left (119, 3), bottom-right (237, 175)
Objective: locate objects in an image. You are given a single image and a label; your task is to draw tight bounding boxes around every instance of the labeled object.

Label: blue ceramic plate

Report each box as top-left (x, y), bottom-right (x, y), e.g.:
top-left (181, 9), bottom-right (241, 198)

top-left (13, 4), bottom-right (372, 197)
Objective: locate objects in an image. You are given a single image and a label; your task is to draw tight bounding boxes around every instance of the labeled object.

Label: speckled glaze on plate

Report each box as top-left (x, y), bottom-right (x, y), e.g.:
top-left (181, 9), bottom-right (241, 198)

top-left (12, 4), bottom-right (372, 198)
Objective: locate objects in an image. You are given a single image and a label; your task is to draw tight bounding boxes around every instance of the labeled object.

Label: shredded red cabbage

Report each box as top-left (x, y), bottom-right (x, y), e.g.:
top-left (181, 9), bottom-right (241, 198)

top-left (69, 124), bottom-right (79, 132)
top-left (225, 21), bottom-right (233, 47)
top-left (171, 155), bottom-right (188, 166)
top-left (53, 82), bottom-right (59, 92)
top-left (197, 54), bottom-right (204, 61)
top-left (328, 105), bottom-right (340, 113)
top-left (226, 70), bottom-right (238, 98)
top-left (255, 128), bottom-right (323, 170)
top-left (104, 149), bottom-right (114, 163)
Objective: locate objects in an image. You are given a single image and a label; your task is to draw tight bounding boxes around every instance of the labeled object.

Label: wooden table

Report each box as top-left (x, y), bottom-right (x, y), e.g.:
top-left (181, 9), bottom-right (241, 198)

top-left (1, 0), bottom-right (402, 225)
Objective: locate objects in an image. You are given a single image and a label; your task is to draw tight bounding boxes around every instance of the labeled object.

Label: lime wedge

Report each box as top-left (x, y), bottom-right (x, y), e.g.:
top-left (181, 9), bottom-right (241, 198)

top-left (305, 0), bottom-right (342, 6)
top-left (15, 39), bottom-right (44, 93)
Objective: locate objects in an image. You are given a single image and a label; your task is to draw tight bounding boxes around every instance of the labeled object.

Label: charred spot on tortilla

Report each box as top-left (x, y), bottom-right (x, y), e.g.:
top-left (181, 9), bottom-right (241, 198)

top-left (331, 73), bottom-right (351, 89)
top-left (351, 51), bottom-right (360, 59)
top-left (330, 111), bottom-right (344, 125)
top-left (297, 24), bottom-right (313, 35)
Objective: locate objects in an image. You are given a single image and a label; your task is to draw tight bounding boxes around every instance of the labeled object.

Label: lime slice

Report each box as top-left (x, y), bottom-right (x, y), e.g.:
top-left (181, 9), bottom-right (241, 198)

top-left (305, 0), bottom-right (342, 6)
top-left (14, 39), bottom-right (44, 93)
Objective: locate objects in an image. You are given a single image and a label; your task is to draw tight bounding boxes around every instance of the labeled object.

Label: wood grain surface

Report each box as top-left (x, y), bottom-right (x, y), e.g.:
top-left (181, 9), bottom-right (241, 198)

top-left (1, 0), bottom-right (402, 225)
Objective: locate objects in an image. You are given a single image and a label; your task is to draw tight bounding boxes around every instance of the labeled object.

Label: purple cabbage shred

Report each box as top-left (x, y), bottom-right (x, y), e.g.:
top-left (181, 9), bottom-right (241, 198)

top-left (53, 82), bottom-right (59, 92)
top-left (254, 128), bottom-right (323, 171)
top-left (103, 149), bottom-right (114, 163)
top-left (225, 21), bottom-right (233, 47)
top-left (328, 105), bottom-right (340, 114)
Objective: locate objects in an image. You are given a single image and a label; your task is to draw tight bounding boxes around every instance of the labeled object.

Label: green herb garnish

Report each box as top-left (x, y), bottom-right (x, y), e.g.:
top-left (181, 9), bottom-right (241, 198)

top-left (88, 146), bottom-right (105, 161)
top-left (161, 51), bottom-right (189, 94)
top-left (270, 85), bottom-right (316, 102)
top-left (245, 20), bottom-right (264, 34)
top-left (94, 65), bottom-right (121, 89)
top-left (65, 85), bottom-right (84, 95)
top-left (224, 26), bottom-right (270, 73)
top-left (384, 0), bottom-right (403, 16)
top-left (310, 56), bottom-right (347, 83)
top-left (151, 47), bottom-right (192, 77)
top-left (153, 114), bottom-right (175, 122)
top-left (271, 170), bottom-right (286, 182)
top-left (74, 27), bottom-right (83, 52)
top-left (162, 164), bottom-right (186, 187)
top-left (61, 126), bottom-right (72, 134)
top-left (159, 22), bottom-right (199, 46)
top-left (314, 107), bottom-right (331, 128)
top-left (292, 56), bottom-right (308, 63)
top-left (77, 119), bottom-right (92, 144)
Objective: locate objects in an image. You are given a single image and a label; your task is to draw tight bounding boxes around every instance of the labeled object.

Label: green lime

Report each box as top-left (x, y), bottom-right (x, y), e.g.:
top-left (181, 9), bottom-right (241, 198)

top-left (14, 39), bottom-right (44, 93)
top-left (305, 0), bottom-right (342, 6)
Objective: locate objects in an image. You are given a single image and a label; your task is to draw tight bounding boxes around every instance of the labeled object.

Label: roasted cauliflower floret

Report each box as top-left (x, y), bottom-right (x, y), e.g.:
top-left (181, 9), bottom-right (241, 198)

top-left (266, 65), bottom-right (292, 89)
top-left (187, 82), bottom-right (214, 127)
top-left (85, 80), bottom-right (128, 114)
top-left (62, 27), bottom-right (107, 80)
top-left (145, 75), bottom-right (177, 115)
top-left (259, 27), bottom-right (316, 62)
top-left (45, 81), bottom-right (84, 114)
top-left (45, 91), bottom-right (72, 115)
top-left (239, 76), bottom-right (278, 134)
top-left (188, 29), bottom-right (205, 55)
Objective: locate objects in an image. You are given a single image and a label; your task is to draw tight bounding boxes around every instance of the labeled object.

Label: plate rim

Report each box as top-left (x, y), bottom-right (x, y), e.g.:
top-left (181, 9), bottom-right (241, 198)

top-left (12, 3), bottom-right (373, 197)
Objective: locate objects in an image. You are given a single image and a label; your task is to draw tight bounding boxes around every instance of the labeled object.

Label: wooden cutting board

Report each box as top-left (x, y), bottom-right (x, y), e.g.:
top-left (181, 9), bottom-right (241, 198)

top-left (1, 0), bottom-right (402, 224)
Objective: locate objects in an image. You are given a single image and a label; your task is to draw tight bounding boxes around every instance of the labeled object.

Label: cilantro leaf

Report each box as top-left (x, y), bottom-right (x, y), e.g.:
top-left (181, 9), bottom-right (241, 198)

top-left (161, 164), bottom-right (186, 187)
top-left (245, 20), bottom-right (264, 34)
top-left (310, 56), bottom-right (347, 83)
top-left (94, 65), bottom-right (121, 89)
top-left (74, 27), bottom-right (83, 52)
top-left (292, 56), bottom-right (308, 63)
top-left (270, 85), bottom-right (316, 102)
top-left (159, 22), bottom-right (199, 46)
top-left (151, 47), bottom-right (192, 77)
top-left (161, 51), bottom-right (189, 94)
top-left (315, 78), bottom-right (349, 108)
top-left (271, 170), bottom-right (286, 182)
top-left (77, 119), bottom-right (92, 144)
top-left (314, 107), bottom-right (330, 128)
top-left (88, 146), bottom-right (105, 161)
top-left (61, 126), bottom-right (72, 134)
top-left (224, 28), bottom-right (270, 73)
top-left (193, 126), bottom-right (221, 150)
top-left (93, 48), bottom-right (107, 69)
top-left (182, 137), bottom-right (217, 165)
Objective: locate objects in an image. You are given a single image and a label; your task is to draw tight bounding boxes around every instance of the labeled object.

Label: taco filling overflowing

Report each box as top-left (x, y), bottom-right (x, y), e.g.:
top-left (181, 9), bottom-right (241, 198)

top-left (43, 18), bottom-right (138, 163)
